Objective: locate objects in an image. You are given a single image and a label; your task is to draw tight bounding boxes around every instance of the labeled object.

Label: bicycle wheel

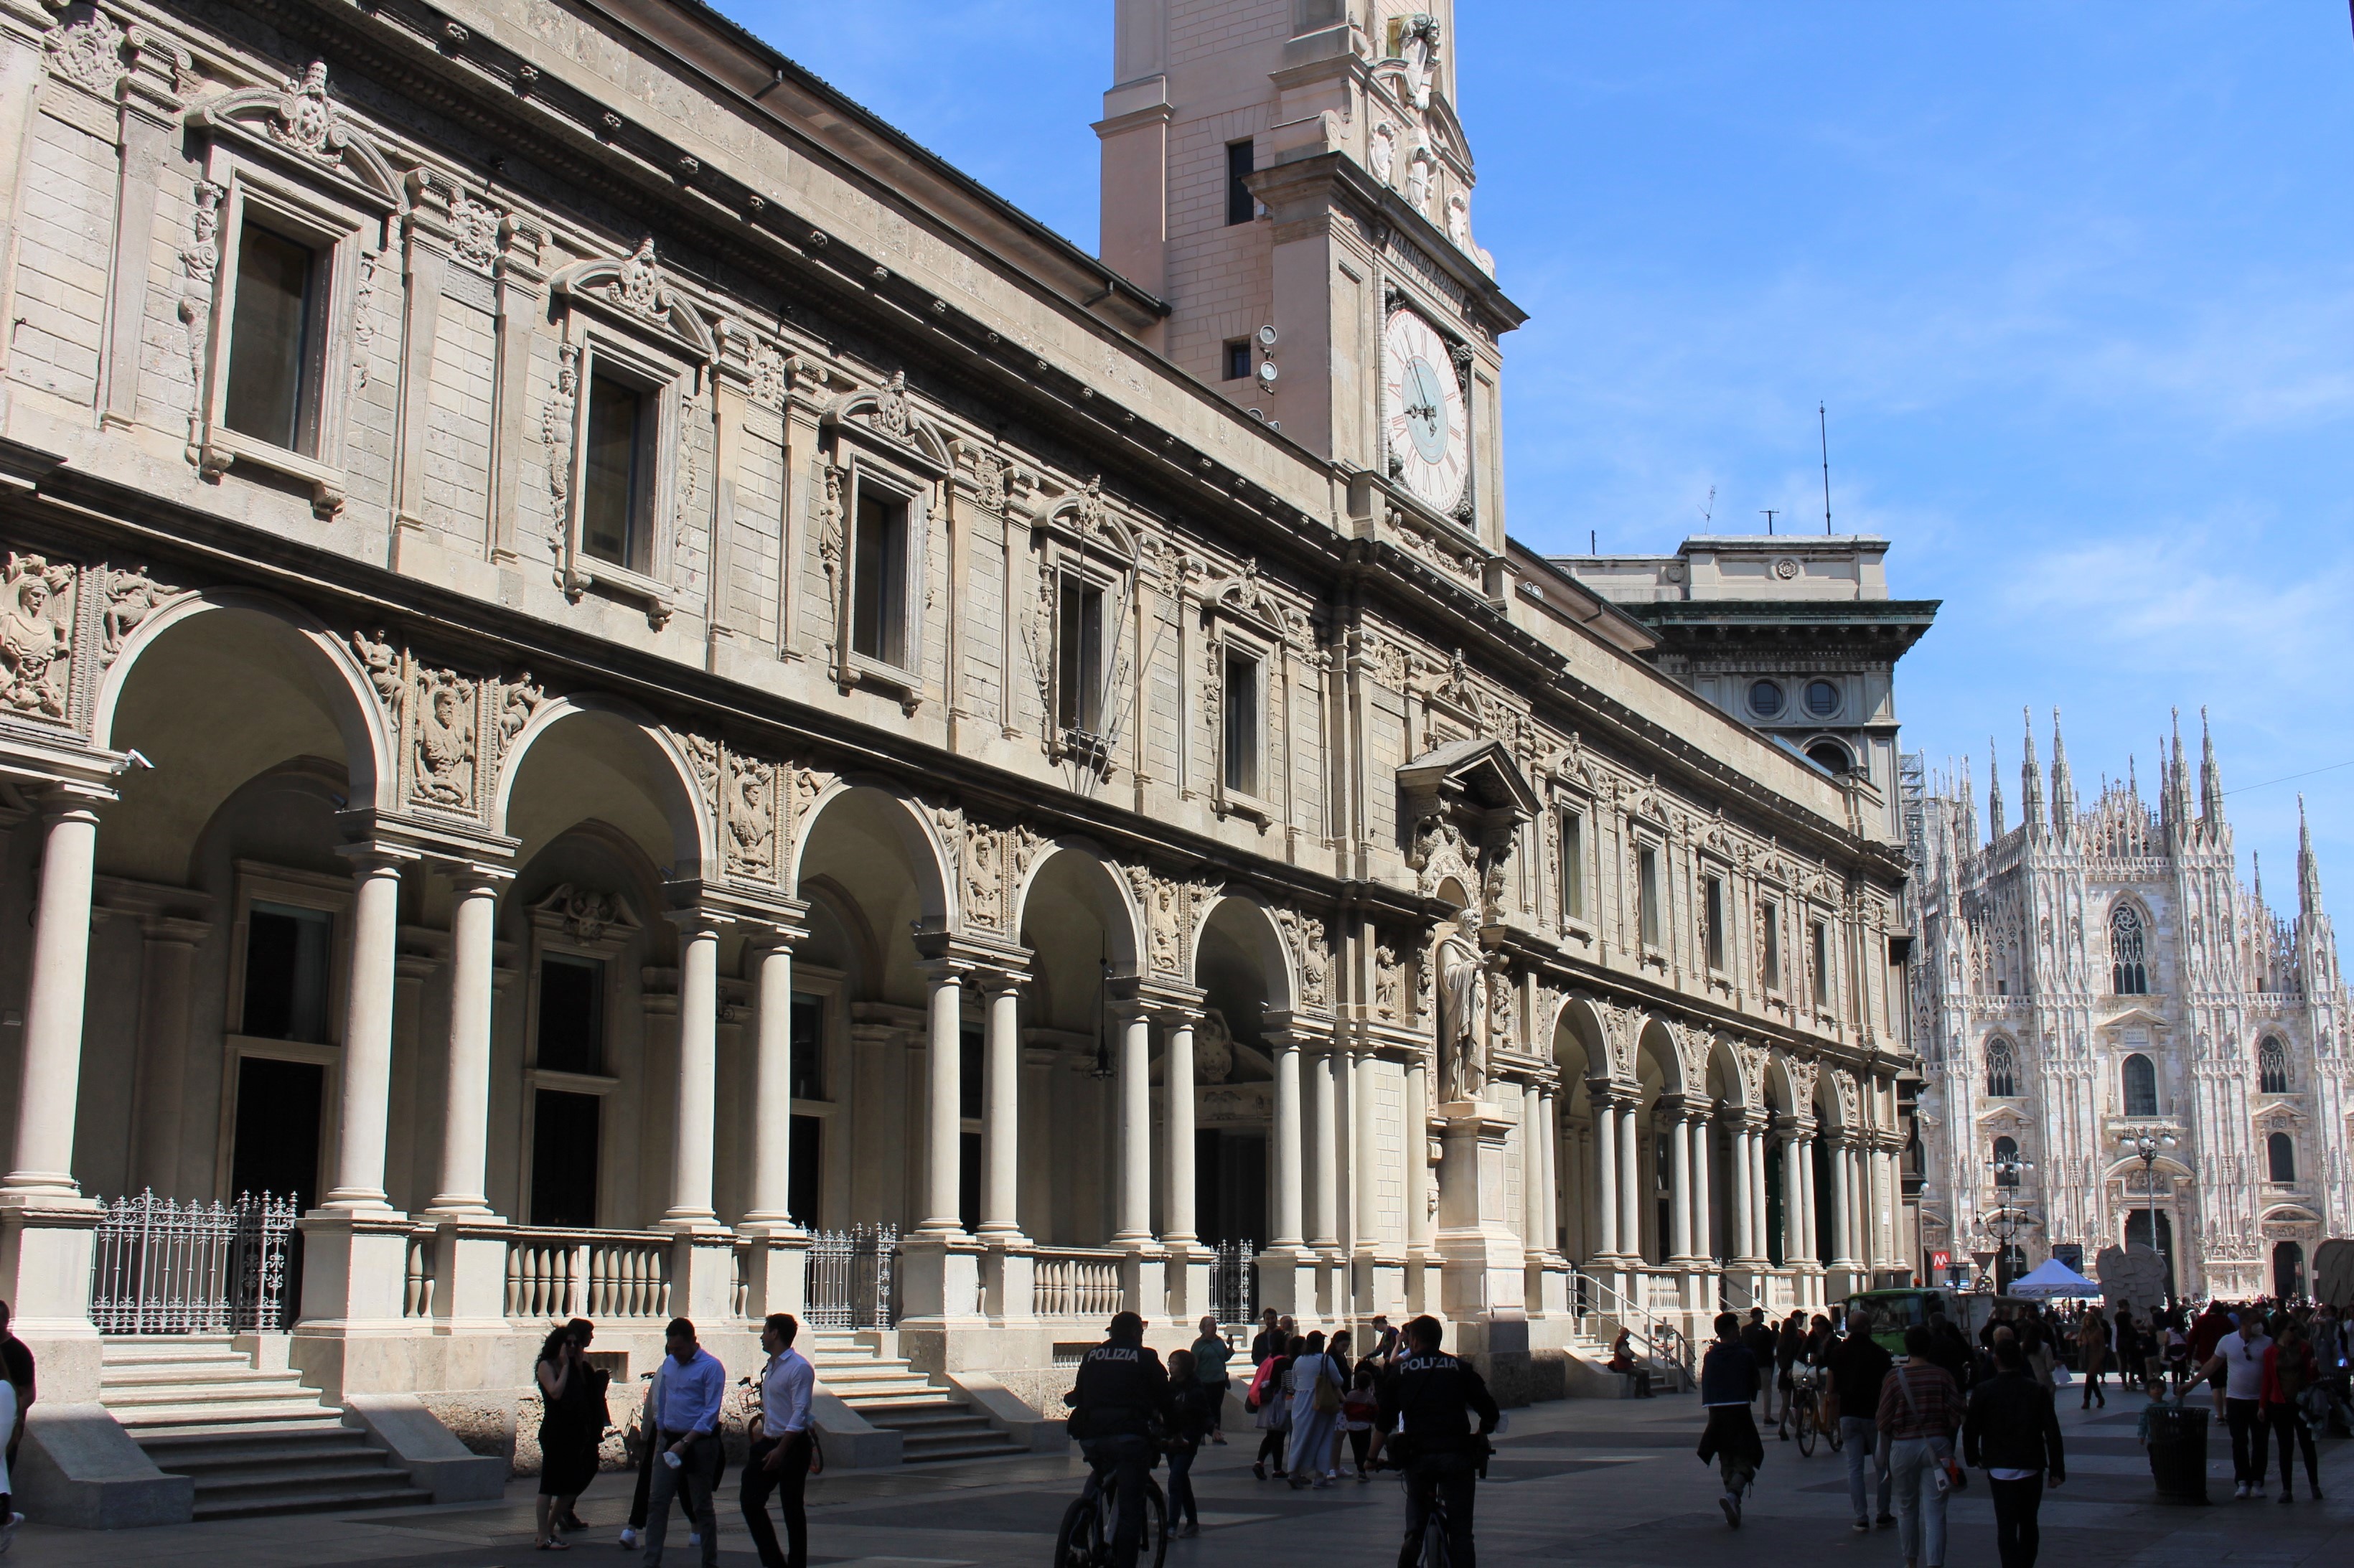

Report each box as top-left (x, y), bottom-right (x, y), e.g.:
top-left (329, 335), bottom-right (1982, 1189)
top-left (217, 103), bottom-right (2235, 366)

top-left (1421, 1508), bottom-right (1450, 1568)
top-left (1794, 1399), bottom-right (1816, 1456)
top-left (1143, 1478), bottom-right (1170, 1568)
top-left (1052, 1493), bottom-right (1096, 1568)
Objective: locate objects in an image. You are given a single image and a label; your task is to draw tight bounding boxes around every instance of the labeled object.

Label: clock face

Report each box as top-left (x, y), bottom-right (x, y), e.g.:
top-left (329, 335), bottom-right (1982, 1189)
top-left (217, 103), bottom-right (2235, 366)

top-left (1382, 309), bottom-right (1469, 512)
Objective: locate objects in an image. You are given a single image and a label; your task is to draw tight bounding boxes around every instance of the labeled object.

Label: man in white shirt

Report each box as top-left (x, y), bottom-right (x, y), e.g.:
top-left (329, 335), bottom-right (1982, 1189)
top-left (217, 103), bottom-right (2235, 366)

top-left (2200, 1307), bottom-right (2274, 1500)
top-left (741, 1313), bottom-right (816, 1568)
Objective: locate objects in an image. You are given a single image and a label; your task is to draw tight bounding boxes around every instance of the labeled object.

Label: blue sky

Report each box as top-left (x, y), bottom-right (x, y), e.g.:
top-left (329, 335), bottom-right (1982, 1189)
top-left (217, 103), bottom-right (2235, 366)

top-left (722, 1), bottom-right (2354, 900)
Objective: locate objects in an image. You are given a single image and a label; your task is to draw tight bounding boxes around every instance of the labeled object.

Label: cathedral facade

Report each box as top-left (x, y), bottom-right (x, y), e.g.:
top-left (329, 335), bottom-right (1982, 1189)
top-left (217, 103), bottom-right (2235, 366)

top-left (1909, 714), bottom-right (2351, 1302)
top-left (0, 0), bottom-right (1923, 1512)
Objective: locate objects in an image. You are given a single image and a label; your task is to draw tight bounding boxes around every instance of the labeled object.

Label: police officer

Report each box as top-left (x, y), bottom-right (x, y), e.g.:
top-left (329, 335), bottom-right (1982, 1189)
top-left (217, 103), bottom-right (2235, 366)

top-left (1064, 1310), bottom-right (1174, 1568)
top-left (1374, 1315), bottom-right (1500, 1568)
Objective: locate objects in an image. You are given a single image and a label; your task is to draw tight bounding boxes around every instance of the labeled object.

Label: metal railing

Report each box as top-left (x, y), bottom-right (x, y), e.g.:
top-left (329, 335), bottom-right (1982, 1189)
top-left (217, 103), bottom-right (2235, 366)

top-left (1573, 1266), bottom-right (1695, 1386)
top-left (805, 1224), bottom-right (896, 1329)
top-left (502, 1229), bottom-right (672, 1320)
top-left (1210, 1239), bottom-right (1258, 1326)
top-left (1032, 1247), bottom-right (1123, 1319)
top-left (90, 1190), bottom-right (297, 1335)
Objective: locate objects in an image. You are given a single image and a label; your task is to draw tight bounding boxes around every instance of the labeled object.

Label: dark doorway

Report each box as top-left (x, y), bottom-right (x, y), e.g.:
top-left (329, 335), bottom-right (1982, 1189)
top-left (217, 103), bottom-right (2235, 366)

top-left (1811, 1137), bottom-right (1834, 1266)
top-left (2274, 1240), bottom-right (2305, 1300)
top-left (230, 1056), bottom-right (324, 1207)
top-left (1764, 1140), bottom-right (1786, 1267)
top-left (530, 1089), bottom-right (601, 1229)
top-left (788, 1114), bottom-right (822, 1227)
top-left (2124, 1208), bottom-right (2178, 1300)
top-left (1196, 1127), bottom-right (1267, 1248)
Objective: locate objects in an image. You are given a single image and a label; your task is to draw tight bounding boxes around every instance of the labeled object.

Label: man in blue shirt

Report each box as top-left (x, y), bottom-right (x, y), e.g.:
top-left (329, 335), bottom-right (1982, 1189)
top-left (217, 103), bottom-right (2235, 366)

top-left (643, 1318), bottom-right (725, 1568)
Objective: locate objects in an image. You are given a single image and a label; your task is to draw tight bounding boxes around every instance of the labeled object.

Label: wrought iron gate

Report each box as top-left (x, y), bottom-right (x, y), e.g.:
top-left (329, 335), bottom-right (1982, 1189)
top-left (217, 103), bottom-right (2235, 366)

top-left (1209, 1239), bottom-right (1257, 1326)
top-left (803, 1224), bottom-right (896, 1330)
top-left (90, 1190), bottom-right (299, 1334)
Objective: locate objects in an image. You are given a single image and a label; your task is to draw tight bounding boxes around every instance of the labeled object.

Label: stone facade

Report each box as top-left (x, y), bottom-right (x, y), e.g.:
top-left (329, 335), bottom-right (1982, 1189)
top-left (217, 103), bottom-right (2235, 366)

top-left (0, 0), bottom-right (1916, 1447)
top-left (1908, 712), bottom-right (2353, 1300)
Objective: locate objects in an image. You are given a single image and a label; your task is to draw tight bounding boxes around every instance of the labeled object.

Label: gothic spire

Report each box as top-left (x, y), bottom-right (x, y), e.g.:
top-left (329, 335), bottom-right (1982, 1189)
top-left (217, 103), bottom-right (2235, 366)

top-left (2166, 707), bottom-right (2192, 831)
top-left (2049, 707), bottom-right (2076, 837)
top-left (2299, 794), bottom-right (2326, 916)
top-left (1987, 738), bottom-right (2005, 840)
top-left (2198, 705), bottom-right (2225, 829)
top-left (2020, 708), bottom-right (2044, 840)
top-left (1958, 754), bottom-right (1979, 850)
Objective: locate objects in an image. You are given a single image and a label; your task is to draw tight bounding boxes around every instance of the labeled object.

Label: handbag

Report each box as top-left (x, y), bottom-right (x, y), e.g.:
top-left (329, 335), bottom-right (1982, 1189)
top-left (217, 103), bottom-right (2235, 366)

top-left (1311, 1356), bottom-right (1342, 1416)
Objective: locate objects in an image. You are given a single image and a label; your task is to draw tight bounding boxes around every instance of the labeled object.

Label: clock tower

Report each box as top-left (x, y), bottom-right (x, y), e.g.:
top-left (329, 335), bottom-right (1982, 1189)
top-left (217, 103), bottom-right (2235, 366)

top-left (1097, 1), bottom-right (1526, 553)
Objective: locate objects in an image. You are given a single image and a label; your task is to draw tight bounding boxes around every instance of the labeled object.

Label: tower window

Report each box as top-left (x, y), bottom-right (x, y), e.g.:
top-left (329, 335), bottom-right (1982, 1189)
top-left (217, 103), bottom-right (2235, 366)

top-left (2121, 1052), bottom-right (2157, 1117)
top-left (1223, 340), bottom-right (1252, 381)
top-left (581, 372), bottom-right (654, 570)
top-left (1225, 139), bottom-right (1257, 225)
top-left (1805, 680), bottom-right (1841, 718)
top-left (850, 487), bottom-right (910, 667)
top-left (1986, 1038), bottom-right (2017, 1099)
top-left (2259, 1036), bottom-right (2290, 1094)
top-left (1055, 573), bottom-right (1107, 734)
top-left (1636, 845), bottom-right (1661, 947)
top-left (1560, 809), bottom-right (1585, 922)
top-left (223, 224), bottom-right (324, 455)
top-left (2267, 1131), bottom-right (2296, 1183)
top-left (2109, 903), bottom-right (2149, 995)
top-left (1221, 648), bottom-right (1262, 797)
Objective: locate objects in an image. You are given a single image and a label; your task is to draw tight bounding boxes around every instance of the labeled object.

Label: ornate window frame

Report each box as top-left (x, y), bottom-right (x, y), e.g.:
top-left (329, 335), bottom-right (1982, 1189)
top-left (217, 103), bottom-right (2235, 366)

top-left (518, 886), bottom-right (641, 1226)
top-left (215, 860), bottom-right (355, 1201)
top-left (1555, 792), bottom-right (1592, 938)
top-left (2257, 1033), bottom-right (2291, 1095)
top-left (1032, 481), bottom-right (1138, 771)
top-left (546, 240), bottom-right (721, 629)
top-left (186, 65), bottom-right (405, 516)
top-left (818, 379), bottom-right (947, 707)
top-left (1203, 571), bottom-right (1282, 825)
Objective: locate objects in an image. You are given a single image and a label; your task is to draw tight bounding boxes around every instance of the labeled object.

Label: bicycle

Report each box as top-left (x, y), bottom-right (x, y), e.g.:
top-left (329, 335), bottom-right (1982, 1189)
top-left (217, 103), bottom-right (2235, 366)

top-left (1788, 1364), bottom-right (1822, 1455)
top-left (1053, 1452), bottom-right (1168, 1568)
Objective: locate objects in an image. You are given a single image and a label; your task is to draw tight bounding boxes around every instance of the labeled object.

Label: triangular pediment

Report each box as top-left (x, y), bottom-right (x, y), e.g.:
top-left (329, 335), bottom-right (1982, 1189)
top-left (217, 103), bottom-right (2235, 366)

top-left (1398, 736), bottom-right (1539, 820)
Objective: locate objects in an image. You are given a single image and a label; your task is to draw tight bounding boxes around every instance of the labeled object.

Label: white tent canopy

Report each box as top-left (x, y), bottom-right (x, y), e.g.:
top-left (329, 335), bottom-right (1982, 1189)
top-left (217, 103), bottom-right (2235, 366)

top-left (2010, 1257), bottom-right (2102, 1300)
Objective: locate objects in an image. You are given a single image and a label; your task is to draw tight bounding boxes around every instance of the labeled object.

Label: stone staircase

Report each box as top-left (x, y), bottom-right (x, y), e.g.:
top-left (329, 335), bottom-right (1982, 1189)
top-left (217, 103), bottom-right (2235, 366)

top-left (804, 1331), bottom-right (1028, 1463)
top-left (99, 1338), bottom-right (431, 1520)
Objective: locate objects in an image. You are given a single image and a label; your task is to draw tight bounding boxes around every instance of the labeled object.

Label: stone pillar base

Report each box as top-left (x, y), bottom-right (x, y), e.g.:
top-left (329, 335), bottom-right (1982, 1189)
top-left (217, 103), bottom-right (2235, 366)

top-left (292, 1210), bottom-right (423, 1402)
top-left (977, 1235), bottom-right (1034, 1323)
top-left (0, 1198), bottom-right (101, 1401)
top-left (736, 1227), bottom-right (810, 1322)
top-left (1253, 1244), bottom-right (1316, 1319)
top-left (899, 1234), bottom-right (985, 1326)
top-left (1160, 1242), bottom-right (1210, 1327)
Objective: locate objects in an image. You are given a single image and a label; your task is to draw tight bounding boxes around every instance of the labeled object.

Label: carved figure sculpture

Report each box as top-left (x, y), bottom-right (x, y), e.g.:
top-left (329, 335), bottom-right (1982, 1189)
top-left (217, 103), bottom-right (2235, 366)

top-left (0, 555), bottom-right (74, 718)
top-left (1435, 911), bottom-right (1486, 1102)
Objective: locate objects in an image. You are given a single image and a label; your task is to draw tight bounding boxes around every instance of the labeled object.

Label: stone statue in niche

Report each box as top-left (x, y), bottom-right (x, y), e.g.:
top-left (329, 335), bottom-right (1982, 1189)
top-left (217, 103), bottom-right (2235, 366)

top-left (413, 675), bottom-right (476, 808)
top-left (1195, 1009), bottom-right (1235, 1084)
top-left (1435, 910), bottom-right (1486, 1103)
top-left (0, 553), bottom-right (75, 719)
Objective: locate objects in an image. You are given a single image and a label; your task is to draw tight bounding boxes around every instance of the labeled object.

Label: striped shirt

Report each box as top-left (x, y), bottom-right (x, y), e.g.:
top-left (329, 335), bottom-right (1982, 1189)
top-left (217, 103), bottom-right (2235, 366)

top-left (1876, 1361), bottom-right (1963, 1441)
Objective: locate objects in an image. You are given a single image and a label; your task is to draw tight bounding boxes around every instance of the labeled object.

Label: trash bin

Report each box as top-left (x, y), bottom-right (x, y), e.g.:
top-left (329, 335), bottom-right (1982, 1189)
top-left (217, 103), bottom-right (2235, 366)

top-left (2144, 1404), bottom-right (2208, 1503)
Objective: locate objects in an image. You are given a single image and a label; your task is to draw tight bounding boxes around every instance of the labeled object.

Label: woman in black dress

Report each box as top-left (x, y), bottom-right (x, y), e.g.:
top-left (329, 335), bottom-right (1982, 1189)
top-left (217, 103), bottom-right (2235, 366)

top-left (535, 1323), bottom-right (601, 1549)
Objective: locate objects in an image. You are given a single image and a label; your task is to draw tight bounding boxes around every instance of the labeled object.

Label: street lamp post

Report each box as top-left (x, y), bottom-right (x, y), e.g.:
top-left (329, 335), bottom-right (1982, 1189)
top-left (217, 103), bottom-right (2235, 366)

top-left (2118, 1130), bottom-right (2177, 1303)
top-left (1983, 1151), bottom-right (2036, 1295)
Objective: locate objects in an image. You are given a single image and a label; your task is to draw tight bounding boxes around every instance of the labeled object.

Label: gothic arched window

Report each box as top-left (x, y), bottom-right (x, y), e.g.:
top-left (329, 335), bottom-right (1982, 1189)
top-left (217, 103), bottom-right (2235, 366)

top-left (2109, 903), bottom-right (2149, 995)
top-left (2267, 1131), bottom-right (2297, 1183)
top-left (1992, 1135), bottom-right (2020, 1165)
top-left (1986, 1038), bottom-right (2017, 1099)
top-left (2121, 1052), bottom-right (2157, 1117)
top-left (2259, 1036), bottom-right (2290, 1094)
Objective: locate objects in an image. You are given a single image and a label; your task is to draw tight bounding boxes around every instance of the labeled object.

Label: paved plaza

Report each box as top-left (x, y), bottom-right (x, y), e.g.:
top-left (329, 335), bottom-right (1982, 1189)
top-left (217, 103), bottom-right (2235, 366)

top-left (15, 1394), bottom-right (2353, 1568)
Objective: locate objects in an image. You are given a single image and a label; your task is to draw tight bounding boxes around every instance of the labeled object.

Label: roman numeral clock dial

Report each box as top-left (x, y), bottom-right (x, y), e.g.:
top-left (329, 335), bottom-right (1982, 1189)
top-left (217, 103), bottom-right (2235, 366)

top-left (1382, 308), bottom-right (1469, 514)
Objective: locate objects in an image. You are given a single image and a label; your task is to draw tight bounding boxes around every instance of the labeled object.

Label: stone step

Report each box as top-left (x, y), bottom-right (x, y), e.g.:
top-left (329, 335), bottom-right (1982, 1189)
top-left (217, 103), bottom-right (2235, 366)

top-left (123, 1414), bottom-right (350, 1441)
top-left (102, 1379), bottom-right (332, 1410)
top-left (140, 1432), bottom-right (383, 1471)
top-left (100, 1364), bottom-right (316, 1393)
top-left (192, 1480), bottom-right (436, 1522)
top-left (858, 1404), bottom-right (988, 1430)
top-left (185, 1461), bottom-right (420, 1500)
top-left (900, 1430), bottom-right (1026, 1461)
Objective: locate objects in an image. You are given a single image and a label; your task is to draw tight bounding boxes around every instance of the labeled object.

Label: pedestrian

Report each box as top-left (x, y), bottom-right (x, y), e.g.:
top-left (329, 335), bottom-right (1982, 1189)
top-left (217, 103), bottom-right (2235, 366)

top-left (1341, 1357), bottom-right (1381, 1479)
top-left (1065, 1311), bottom-right (1175, 1568)
top-left (1923, 1306), bottom-right (1974, 1392)
top-left (1878, 1324), bottom-right (1964, 1568)
top-left (619, 1363), bottom-right (664, 1549)
top-left (1285, 1329), bottom-right (1344, 1488)
top-left (1607, 1328), bottom-right (1651, 1398)
top-left (0, 1302), bottom-right (31, 1482)
top-left (1323, 1330), bottom-right (1356, 1478)
top-left (1163, 1348), bottom-right (1214, 1538)
top-left (1367, 1315), bottom-right (1399, 1366)
top-left (0, 1344), bottom-right (17, 1556)
top-left (1247, 1335), bottom-right (1292, 1480)
top-left (2200, 1305), bottom-right (2274, 1500)
top-left (1250, 1308), bottom-right (1284, 1367)
top-left (1963, 1337), bottom-right (2065, 1568)
top-left (2075, 1309), bottom-right (2109, 1409)
top-left (1741, 1309), bottom-right (1779, 1422)
top-left (1190, 1315), bottom-right (1233, 1443)
top-left (535, 1322), bottom-right (601, 1550)
top-left (1775, 1311), bottom-right (1806, 1438)
top-left (1372, 1315), bottom-right (1499, 1568)
top-left (1827, 1305), bottom-right (1895, 1531)
top-left (1696, 1311), bottom-right (1763, 1529)
top-left (2259, 1315), bottom-right (2322, 1502)
top-left (551, 1320), bottom-right (606, 1535)
top-left (740, 1314), bottom-right (814, 1568)
top-left (641, 1318), bottom-right (725, 1568)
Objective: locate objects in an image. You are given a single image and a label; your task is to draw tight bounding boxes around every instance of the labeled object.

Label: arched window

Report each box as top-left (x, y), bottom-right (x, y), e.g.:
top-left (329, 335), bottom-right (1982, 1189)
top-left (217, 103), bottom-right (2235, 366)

top-left (2121, 1053), bottom-right (2157, 1117)
top-left (2268, 1132), bottom-right (2297, 1183)
top-left (1985, 1038), bottom-right (2017, 1099)
top-left (1992, 1135), bottom-right (2020, 1166)
top-left (1807, 739), bottom-right (1852, 776)
top-left (2259, 1036), bottom-right (2290, 1094)
top-left (2109, 903), bottom-right (2149, 995)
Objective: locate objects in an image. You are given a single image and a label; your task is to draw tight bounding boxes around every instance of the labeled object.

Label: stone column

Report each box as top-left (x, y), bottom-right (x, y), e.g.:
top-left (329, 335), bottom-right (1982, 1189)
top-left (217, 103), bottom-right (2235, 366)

top-left (1593, 1090), bottom-right (1619, 1259)
top-left (1308, 1045), bottom-right (1340, 1252)
top-left (1666, 1102), bottom-right (1693, 1262)
top-left (1730, 1120), bottom-right (1755, 1262)
top-left (426, 867), bottom-right (507, 1216)
top-left (980, 974), bottom-right (1028, 1239)
top-left (1272, 1036), bottom-right (1305, 1248)
top-left (1111, 1003), bottom-right (1154, 1247)
top-left (1403, 1053), bottom-right (1432, 1270)
top-left (1161, 1005), bottom-right (1206, 1321)
top-left (1618, 1102), bottom-right (1641, 1265)
top-left (129, 914), bottom-right (210, 1194)
top-left (662, 911), bottom-right (723, 1229)
top-left (1520, 1081), bottom-right (1546, 1252)
top-left (1689, 1110), bottom-right (1715, 1263)
top-left (916, 962), bottom-right (967, 1235)
top-left (1538, 1087), bottom-right (1560, 1254)
top-left (1353, 1046), bottom-right (1386, 1311)
top-left (1799, 1134), bottom-right (1820, 1269)
top-left (322, 848), bottom-right (411, 1212)
top-left (740, 936), bottom-right (799, 1229)
top-left (1783, 1133), bottom-right (1806, 1265)
top-left (1750, 1127), bottom-right (1771, 1265)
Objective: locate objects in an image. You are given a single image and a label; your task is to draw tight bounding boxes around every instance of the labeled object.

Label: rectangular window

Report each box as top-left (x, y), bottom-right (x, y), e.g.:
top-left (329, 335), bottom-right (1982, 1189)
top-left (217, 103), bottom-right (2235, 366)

top-left (1225, 139), bottom-right (1257, 225)
top-left (223, 225), bottom-right (322, 454)
top-left (789, 993), bottom-right (825, 1100)
top-left (1222, 648), bottom-right (1261, 797)
top-left (1811, 921), bottom-right (1832, 1008)
top-left (1560, 811), bottom-right (1585, 921)
top-left (850, 487), bottom-right (909, 665)
top-left (1637, 845), bottom-right (1661, 947)
top-left (243, 901), bottom-right (333, 1044)
top-left (1704, 876), bottom-right (1727, 971)
top-left (787, 1114), bottom-right (822, 1225)
top-left (535, 954), bottom-right (607, 1076)
top-left (581, 373), bottom-right (652, 569)
top-left (1056, 574), bottom-right (1106, 733)
top-left (1762, 901), bottom-right (1782, 990)
top-left (530, 1089), bottom-right (601, 1229)
top-left (1223, 339), bottom-right (1252, 381)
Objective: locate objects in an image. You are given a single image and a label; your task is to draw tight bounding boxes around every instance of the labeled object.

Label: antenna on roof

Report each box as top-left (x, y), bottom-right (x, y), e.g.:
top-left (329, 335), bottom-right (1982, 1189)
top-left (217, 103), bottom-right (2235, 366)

top-left (1590, 529), bottom-right (1597, 554)
top-left (1699, 485), bottom-right (1715, 527)
top-left (1761, 508), bottom-right (1778, 536)
top-left (1818, 403), bottom-right (1834, 535)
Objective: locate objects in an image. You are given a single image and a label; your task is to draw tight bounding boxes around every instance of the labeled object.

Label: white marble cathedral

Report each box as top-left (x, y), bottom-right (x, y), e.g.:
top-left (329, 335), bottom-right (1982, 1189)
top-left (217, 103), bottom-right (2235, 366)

top-left (0, 0), bottom-right (1928, 1524)
top-left (1910, 711), bottom-right (2353, 1302)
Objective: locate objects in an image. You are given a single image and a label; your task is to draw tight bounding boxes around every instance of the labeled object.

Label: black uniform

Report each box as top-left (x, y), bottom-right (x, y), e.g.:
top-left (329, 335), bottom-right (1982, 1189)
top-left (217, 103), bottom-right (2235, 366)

top-left (1068, 1339), bottom-right (1175, 1568)
top-left (1377, 1350), bottom-right (1501, 1568)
